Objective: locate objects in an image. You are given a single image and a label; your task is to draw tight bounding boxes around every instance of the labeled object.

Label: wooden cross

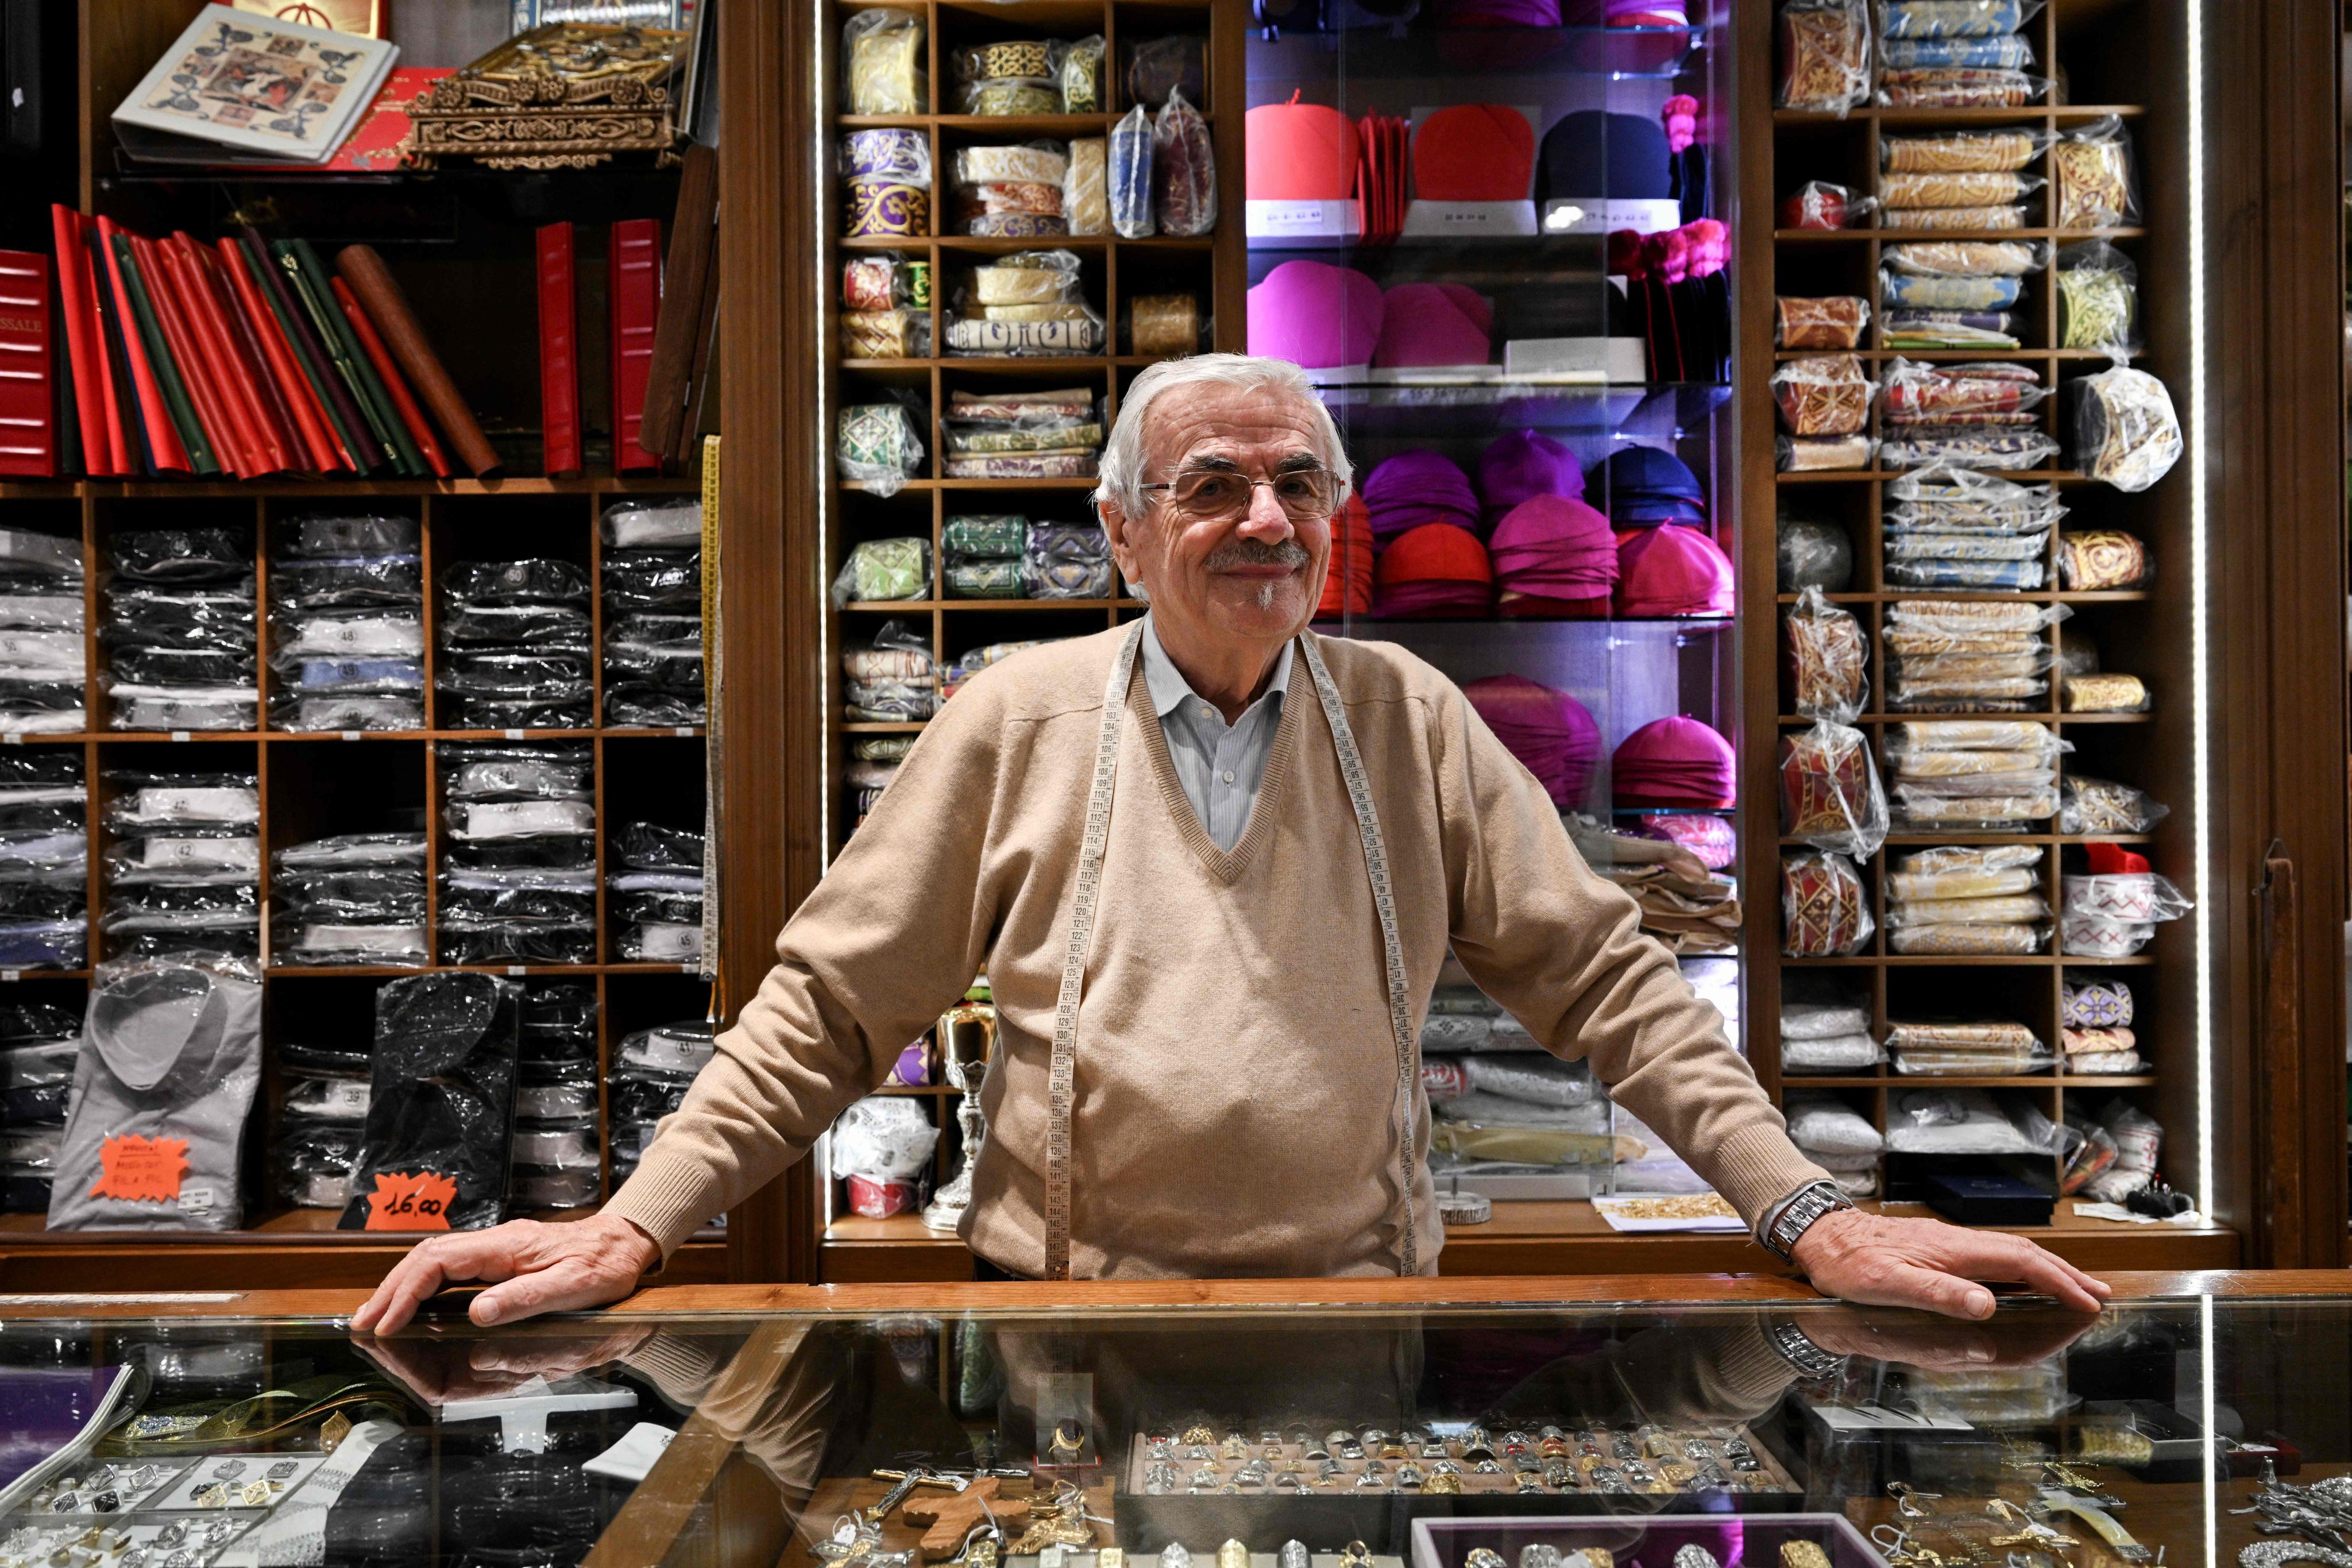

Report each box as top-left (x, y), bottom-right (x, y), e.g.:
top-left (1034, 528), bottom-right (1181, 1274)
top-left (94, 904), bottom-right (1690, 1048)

top-left (903, 1477), bottom-right (1032, 1562)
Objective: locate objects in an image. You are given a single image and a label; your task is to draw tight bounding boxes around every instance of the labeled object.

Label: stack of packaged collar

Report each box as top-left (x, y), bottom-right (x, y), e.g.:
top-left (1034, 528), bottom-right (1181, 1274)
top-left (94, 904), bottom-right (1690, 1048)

top-left (948, 252), bottom-right (1102, 357)
top-left (1882, 463), bottom-right (2063, 590)
top-left (1878, 359), bottom-right (2058, 473)
top-left (1883, 720), bottom-right (2062, 831)
top-left (1881, 240), bottom-right (2045, 352)
top-left (942, 387), bottom-right (1101, 480)
top-left (0, 1001), bottom-right (82, 1212)
top-left (603, 497), bottom-right (705, 728)
top-left (271, 831), bottom-right (427, 968)
top-left (1420, 984), bottom-right (1626, 1189)
top-left (0, 751), bottom-right (86, 970)
top-left (437, 558), bottom-right (593, 731)
top-left (1885, 844), bottom-right (2048, 955)
top-left (1887, 1018), bottom-right (2051, 1076)
top-left (267, 513), bottom-right (424, 732)
top-left (437, 742), bottom-right (594, 965)
top-left (276, 1034), bottom-right (369, 1210)
top-left (104, 528), bottom-right (256, 732)
top-left (2061, 976), bottom-right (2141, 1075)
top-left (611, 1018), bottom-right (716, 1189)
top-left (509, 983), bottom-right (600, 1211)
top-left (1874, 0), bottom-right (2050, 110)
top-left (1884, 599), bottom-right (2063, 711)
top-left (0, 527), bottom-right (84, 735)
top-left (610, 822), bottom-right (705, 968)
top-left (103, 768), bottom-right (261, 959)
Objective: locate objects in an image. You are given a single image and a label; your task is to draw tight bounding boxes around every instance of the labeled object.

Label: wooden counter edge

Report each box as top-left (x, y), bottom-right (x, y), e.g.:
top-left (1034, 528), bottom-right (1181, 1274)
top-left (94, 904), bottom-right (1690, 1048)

top-left (4, 1269), bottom-right (2347, 1321)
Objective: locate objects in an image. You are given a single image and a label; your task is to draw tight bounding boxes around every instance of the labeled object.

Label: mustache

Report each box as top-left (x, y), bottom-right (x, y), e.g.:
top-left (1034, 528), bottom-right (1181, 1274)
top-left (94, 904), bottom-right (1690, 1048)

top-left (1203, 538), bottom-right (1311, 571)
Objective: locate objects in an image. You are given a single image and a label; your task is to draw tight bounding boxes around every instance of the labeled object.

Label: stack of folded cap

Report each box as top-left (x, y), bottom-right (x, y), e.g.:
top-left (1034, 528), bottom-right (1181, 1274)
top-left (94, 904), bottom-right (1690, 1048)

top-left (1884, 720), bottom-right (2063, 830)
top-left (1593, 445), bottom-right (1706, 529)
top-left (510, 983), bottom-right (601, 1212)
top-left (1372, 524), bottom-right (1490, 618)
top-left (610, 821), bottom-right (705, 967)
top-left (1612, 715), bottom-right (1736, 808)
top-left (437, 558), bottom-right (594, 730)
top-left (1373, 284), bottom-right (1493, 371)
top-left (271, 831), bottom-right (428, 968)
top-left (104, 528), bottom-right (257, 732)
top-left (1883, 461), bottom-right (2062, 590)
top-left (1246, 259), bottom-right (1381, 373)
top-left (1477, 429), bottom-right (1583, 533)
top-left (268, 514), bottom-right (424, 732)
top-left (1463, 674), bottom-right (1601, 808)
top-left (1569, 820), bottom-right (1740, 955)
top-left (1615, 522), bottom-right (1733, 618)
top-left (1318, 495), bottom-right (1374, 619)
top-left (603, 498), bottom-right (705, 728)
top-left (438, 741), bottom-right (596, 965)
top-left (0, 751), bottom-right (86, 971)
top-left (1361, 450), bottom-right (1481, 543)
top-left (1884, 599), bottom-right (2058, 712)
top-left (102, 767), bottom-right (261, 959)
top-left (1887, 1019), bottom-right (2052, 1077)
top-left (0, 527), bottom-right (84, 736)
top-left (1488, 497), bottom-right (1617, 618)
top-left (610, 1017), bottom-right (715, 1189)
top-left (1886, 844), bottom-right (2049, 956)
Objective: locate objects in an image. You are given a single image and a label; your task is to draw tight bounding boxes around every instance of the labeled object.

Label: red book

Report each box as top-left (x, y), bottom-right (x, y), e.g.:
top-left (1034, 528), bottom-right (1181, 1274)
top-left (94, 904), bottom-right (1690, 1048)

top-left (608, 217), bottom-right (662, 473)
top-left (164, 235), bottom-right (285, 476)
top-left (536, 222), bottom-right (581, 477)
top-left (191, 241), bottom-right (306, 476)
top-left (137, 234), bottom-right (251, 477)
top-left (92, 217), bottom-right (190, 474)
top-left (75, 217), bottom-right (131, 475)
top-left (330, 275), bottom-right (451, 479)
top-left (49, 210), bottom-right (112, 475)
top-left (0, 250), bottom-right (55, 477)
top-left (217, 238), bottom-right (345, 474)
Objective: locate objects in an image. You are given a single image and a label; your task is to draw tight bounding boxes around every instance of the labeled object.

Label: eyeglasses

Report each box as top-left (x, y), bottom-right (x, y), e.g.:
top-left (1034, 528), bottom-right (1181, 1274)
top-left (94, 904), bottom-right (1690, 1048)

top-left (1139, 465), bottom-right (1341, 523)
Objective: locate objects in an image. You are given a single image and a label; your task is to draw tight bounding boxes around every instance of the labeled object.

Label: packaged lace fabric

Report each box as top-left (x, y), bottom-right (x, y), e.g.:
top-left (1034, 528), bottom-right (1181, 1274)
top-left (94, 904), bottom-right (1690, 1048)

top-left (1882, 466), bottom-right (2060, 588)
top-left (2055, 240), bottom-right (2138, 355)
top-left (47, 956), bottom-right (262, 1231)
top-left (1884, 600), bottom-right (2057, 711)
top-left (1878, 1), bottom-right (2044, 40)
top-left (1110, 105), bottom-right (1154, 237)
top-left (1784, 586), bottom-right (1867, 722)
top-left (0, 528), bottom-right (87, 736)
top-left (1886, 239), bottom-right (2046, 276)
top-left (837, 402), bottom-right (926, 496)
top-left (2057, 528), bottom-right (2150, 590)
top-left (2064, 673), bottom-right (2149, 713)
top-left (1026, 523), bottom-right (1114, 600)
top-left (832, 538), bottom-right (932, 607)
top-left (1880, 172), bottom-right (2043, 213)
top-left (1775, 296), bottom-right (1870, 350)
top-left (2052, 116), bottom-right (2138, 229)
top-left (1888, 205), bottom-right (2029, 232)
top-left (1771, 354), bottom-right (1874, 437)
top-left (1882, 128), bottom-right (2048, 172)
top-left (1880, 32), bottom-right (2034, 68)
top-left (1782, 850), bottom-right (1872, 956)
top-left (844, 620), bottom-right (936, 722)
top-left (337, 972), bottom-right (521, 1232)
top-left (1889, 841), bottom-right (2041, 897)
top-left (105, 529), bottom-right (257, 732)
top-left (272, 832), bottom-right (427, 967)
top-left (1879, 67), bottom-right (2045, 109)
top-left (2059, 774), bottom-right (2168, 836)
top-left (1783, 1093), bottom-right (1883, 1157)
top-left (1884, 720), bottom-right (2062, 828)
top-left (1779, 722), bottom-right (1887, 858)
top-left (1778, 518), bottom-right (1855, 590)
top-left (844, 9), bottom-right (924, 115)
top-left (2071, 368), bottom-right (2182, 492)
top-left (1776, 0), bottom-right (1871, 113)
top-left (1886, 461), bottom-right (2063, 531)
top-left (2063, 976), bottom-right (2134, 1029)
top-left (1153, 88), bottom-right (1216, 237)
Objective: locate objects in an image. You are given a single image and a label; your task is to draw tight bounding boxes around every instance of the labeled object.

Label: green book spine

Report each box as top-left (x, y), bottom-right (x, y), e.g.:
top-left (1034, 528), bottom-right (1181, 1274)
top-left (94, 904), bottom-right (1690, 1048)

top-left (276, 238), bottom-right (418, 477)
top-left (234, 235), bottom-right (364, 473)
top-left (110, 234), bottom-right (219, 477)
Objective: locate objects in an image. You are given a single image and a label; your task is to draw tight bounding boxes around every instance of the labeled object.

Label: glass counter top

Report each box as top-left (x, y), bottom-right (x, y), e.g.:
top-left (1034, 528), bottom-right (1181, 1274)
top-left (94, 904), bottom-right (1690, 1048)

top-left (0, 1276), bottom-right (2345, 1568)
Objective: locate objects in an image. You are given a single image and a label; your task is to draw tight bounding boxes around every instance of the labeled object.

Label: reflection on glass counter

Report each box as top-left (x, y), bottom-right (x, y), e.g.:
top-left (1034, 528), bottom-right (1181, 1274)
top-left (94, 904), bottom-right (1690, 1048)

top-left (2, 1289), bottom-right (2348, 1568)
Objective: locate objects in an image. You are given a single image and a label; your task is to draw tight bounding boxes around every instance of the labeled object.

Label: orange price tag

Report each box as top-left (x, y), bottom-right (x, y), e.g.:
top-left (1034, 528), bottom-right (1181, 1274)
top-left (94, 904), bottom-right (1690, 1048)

top-left (90, 1134), bottom-right (190, 1204)
top-left (362, 1171), bottom-right (459, 1231)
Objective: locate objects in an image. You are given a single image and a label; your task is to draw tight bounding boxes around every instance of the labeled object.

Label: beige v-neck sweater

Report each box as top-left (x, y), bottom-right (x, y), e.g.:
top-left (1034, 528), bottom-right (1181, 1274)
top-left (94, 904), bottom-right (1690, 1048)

top-left (606, 627), bottom-right (1826, 1276)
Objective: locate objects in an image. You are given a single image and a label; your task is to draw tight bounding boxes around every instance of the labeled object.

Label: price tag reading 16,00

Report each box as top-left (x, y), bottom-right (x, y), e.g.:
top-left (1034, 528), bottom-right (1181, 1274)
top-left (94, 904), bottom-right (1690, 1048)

top-left (362, 1171), bottom-right (460, 1231)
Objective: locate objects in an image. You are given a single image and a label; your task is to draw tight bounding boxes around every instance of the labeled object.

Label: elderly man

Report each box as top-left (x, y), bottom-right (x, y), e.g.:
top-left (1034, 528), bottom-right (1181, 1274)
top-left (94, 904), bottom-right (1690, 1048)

top-left (357, 354), bottom-right (2108, 1333)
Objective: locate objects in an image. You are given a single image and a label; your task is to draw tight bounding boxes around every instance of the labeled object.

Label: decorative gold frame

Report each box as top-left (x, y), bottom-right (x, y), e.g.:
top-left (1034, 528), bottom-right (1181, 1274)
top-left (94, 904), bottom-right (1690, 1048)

top-left (403, 23), bottom-right (690, 172)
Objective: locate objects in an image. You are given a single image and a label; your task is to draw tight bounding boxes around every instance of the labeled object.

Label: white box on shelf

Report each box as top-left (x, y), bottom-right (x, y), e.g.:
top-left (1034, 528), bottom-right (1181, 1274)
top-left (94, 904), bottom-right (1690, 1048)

top-left (1503, 337), bottom-right (1647, 383)
top-left (1443, 1170), bottom-right (1596, 1201)
top-left (1246, 199), bottom-right (1363, 243)
top-left (1401, 199), bottom-right (1539, 238)
top-left (1541, 197), bottom-right (1687, 234)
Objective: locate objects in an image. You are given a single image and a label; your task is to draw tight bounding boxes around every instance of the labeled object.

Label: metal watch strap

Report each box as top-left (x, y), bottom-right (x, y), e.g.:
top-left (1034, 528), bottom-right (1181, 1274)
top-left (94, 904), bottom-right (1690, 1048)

top-left (1760, 1179), bottom-right (1854, 1264)
top-left (1767, 1316), bottom-right (1847, 1381)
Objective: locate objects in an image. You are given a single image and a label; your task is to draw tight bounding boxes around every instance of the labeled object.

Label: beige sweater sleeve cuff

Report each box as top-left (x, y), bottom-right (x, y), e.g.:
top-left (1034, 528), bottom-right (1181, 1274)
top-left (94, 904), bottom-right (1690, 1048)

top-left (601, 1153), bottom-right (728, 1261)
top-left (1698, 1121), bottom-right (1837, 1236)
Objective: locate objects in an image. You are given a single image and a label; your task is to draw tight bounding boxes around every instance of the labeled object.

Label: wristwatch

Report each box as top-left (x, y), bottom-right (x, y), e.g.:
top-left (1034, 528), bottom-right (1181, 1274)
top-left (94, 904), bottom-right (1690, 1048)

top-left (1758, 1179), bottom-right (1855, 1264)
top-left (1767, 1316), bottom-right (1847, 1381)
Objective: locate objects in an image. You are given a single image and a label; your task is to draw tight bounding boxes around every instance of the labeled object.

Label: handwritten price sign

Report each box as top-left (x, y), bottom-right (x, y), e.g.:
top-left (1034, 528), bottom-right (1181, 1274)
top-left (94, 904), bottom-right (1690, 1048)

top-left (90, 1133), bottom-right (190, 1203)
top-left (362, 1170), bottom-right (459, 1231)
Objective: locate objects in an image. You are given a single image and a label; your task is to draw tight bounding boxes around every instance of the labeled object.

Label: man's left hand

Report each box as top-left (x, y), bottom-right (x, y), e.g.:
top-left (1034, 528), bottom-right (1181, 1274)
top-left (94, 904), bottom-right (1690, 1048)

top-left (1789, 1207), bottom-right (2111, 1319)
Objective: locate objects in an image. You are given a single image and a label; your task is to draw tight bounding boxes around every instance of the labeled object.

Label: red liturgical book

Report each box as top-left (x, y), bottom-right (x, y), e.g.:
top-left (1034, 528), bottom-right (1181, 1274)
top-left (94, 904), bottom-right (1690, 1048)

top-left (216, 238), bottom-right (346, 474)
top-left (608, 217), bottom-right (662, 473)
top-left (190, 240), bottom-right (305, 476)
top-left (48, 210), bottom-right (117, 476)
top-left (0, 249), bottom-right (56, 477)
top-left (331, 275), bottom-right (452, 479)
top-left (137, 233), bottom-right (249, 477)
top-left (92, 217), bottom-right (191, 474)
top-left (537, 222), bottom-right (581, 477)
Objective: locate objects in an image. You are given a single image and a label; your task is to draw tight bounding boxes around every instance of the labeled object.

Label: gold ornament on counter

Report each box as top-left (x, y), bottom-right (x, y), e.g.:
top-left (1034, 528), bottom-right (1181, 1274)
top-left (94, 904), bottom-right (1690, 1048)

top-left (405, 24), bottom-right (693, 172)
top-left (1217, 1543), bottom-right (1250, 1568)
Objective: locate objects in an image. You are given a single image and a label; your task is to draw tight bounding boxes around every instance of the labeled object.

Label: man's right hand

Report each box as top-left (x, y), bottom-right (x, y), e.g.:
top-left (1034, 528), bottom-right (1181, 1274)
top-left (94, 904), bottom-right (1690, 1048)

top-left (351, 1213), bottom-right (661, 1335)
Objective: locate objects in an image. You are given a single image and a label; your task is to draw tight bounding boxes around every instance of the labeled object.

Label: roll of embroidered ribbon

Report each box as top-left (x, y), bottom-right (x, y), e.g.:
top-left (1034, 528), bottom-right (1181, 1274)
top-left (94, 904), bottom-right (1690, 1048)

top-left (844, 128), bottom-right (931, 183)
top-left (1065, 138), bottom-right (1109, 235)
top-left (1129, 293), bottom-right (1198, 360)
top-left (845, 181), bottom-right (929, 239)
top-left (965, 213), bottom-right (1067, 238)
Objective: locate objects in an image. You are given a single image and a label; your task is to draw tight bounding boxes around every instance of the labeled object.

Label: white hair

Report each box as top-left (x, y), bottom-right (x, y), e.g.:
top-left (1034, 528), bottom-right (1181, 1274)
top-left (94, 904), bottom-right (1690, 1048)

top-left (1092, 353), bottom-right (1354, 522)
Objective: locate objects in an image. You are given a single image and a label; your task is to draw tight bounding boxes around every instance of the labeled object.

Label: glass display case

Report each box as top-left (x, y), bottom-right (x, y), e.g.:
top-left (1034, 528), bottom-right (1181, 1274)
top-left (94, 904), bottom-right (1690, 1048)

top-left (2, 1280), bottom-right (2350, 1568)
